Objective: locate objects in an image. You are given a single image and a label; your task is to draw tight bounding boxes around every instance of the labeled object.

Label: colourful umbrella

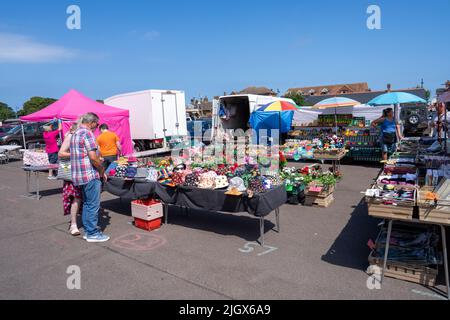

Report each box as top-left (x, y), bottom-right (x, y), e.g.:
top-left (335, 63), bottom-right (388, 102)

top-left (253, 101), bottom-right (298, 137)
top-left (312, 97), bottom-right (360, 109)
top-left (312, 97), bottom-right (360, 132)
top-left (367, 92), bottom-right (427, 125)
top-left (256, 101), bottom-right (299, 112)
top-left (367, 92), bottom-right (426, 106)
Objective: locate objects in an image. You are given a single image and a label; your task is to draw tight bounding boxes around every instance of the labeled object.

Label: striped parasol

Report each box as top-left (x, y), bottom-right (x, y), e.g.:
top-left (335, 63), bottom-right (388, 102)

top-left (256, 101), bottom-right (299, 112)
top-left (312, 97), bottom-right (360, 109)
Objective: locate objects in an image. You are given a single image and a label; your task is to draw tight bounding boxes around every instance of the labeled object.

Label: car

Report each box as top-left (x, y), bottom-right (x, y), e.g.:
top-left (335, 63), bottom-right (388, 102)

top-left (400, 104), bottom-right (429, 137)
top-left (0, 122), bottom-right (47, 148)
top-left (0, 125), bottom-right (14, 137)
top-left (187, 118), bottom-right (213, 142)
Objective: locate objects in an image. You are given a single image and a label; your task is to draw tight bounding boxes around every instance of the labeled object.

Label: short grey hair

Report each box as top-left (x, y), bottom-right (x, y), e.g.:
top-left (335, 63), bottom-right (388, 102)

top-left (80, 112), bottom-right (99, 124)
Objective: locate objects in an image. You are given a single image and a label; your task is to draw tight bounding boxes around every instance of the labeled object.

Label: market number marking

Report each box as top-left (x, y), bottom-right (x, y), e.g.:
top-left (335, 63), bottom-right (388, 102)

top-left (112, 233), bottom-right (166, 251)
top-left (238, 242), bottom-right (278, 256)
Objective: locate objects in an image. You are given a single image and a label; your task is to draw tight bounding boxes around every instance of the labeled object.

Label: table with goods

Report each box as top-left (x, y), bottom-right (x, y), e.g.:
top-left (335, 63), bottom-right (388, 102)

top-left (0, 145), bottom-right (22, 163)
top-left (364, 137), bottom-right (450, 299)
top-left (287, 114), bottom-right (382, 163)
top-left (21, 148), bottom-right (59, 200)
top-left (105, 144), bottom-right (287, 245)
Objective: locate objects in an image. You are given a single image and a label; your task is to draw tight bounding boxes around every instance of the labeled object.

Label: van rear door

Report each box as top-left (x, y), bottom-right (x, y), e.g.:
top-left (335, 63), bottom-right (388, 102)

top-left (161, 93), bottom-right (179, 137)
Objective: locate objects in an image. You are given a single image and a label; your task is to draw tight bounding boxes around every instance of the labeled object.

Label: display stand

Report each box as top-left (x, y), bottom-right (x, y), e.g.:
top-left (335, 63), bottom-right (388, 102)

top-left (163, 203), bottom-right (280, 246)
top-left (21, 165), bottom-right (58, 200)
top-left (381, 218), bottom-right (449, 300)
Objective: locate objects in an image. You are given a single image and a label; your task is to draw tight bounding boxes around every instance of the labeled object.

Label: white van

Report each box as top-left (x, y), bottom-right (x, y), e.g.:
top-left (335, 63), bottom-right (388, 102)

top-left (211, 94), bottom-right (295, 138)
top-left (105, 89), bottom-right (187, 152)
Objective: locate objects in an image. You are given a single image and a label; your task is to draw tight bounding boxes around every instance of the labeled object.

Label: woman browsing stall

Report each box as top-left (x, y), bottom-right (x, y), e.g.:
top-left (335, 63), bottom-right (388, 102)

top-left (58, 123), bottom-right (82, 236)
top-left (371, 108), bottom-right (403, 161)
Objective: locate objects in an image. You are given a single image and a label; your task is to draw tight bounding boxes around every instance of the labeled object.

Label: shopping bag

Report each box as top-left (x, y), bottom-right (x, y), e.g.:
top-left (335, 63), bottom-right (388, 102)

top-left (57, 160), bottom-right (72, 181)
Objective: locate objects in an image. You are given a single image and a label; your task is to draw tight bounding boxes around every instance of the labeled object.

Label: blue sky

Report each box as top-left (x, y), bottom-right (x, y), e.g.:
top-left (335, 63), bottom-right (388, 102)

top-left (0, 0), bottom-right (449, 110)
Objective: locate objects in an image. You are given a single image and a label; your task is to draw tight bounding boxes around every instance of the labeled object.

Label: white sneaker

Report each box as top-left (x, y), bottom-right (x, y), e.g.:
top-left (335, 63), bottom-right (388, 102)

top-left (69, 225), bottom-right (80, 236)
top-left (85, 233), bottom-right (110, 243)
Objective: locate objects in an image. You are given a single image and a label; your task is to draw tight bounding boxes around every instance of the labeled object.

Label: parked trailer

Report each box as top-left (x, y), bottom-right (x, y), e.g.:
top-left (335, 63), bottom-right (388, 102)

top-left (105, 89), bottom-right (188, 153)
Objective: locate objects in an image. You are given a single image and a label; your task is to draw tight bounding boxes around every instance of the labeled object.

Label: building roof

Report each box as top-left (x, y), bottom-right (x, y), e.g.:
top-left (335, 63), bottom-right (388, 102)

top-left (300, 88), bottom-right (428, 105)
top-left (288, 82), bottom-right (370, 96)
top-left (237, 86), bottom-right (277, 96)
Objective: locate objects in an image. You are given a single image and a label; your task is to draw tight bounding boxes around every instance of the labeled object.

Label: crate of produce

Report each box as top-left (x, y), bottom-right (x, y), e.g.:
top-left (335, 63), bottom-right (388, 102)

top-left (367, 203), bottom-right (415, 220)
top-left (305, 184), bottom-right (335, 198)
top-left (365, 187), bottom-right (416, 220)
top-left (304, 193), bottom-right (334, 207)
top-left (131, 198), bottom-right (163, 221)
top-left (368, 251), bottom-right (437, 286)
top-left (417, 184), bottom-right (450, 226)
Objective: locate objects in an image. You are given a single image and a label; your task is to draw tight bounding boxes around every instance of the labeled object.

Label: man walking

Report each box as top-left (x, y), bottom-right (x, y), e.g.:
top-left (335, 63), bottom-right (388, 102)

top-left (96, 123), bottom-right (122, 169)
top-left (70, 113), bottom-right (110, 242)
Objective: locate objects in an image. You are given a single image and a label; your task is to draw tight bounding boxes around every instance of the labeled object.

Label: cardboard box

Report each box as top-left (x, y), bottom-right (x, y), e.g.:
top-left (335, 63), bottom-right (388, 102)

top-left (131, 199), bottom-right (163, 221)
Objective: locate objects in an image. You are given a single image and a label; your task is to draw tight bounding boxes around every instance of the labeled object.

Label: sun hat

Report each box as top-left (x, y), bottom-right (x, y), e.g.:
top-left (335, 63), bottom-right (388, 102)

top-left (115, 165), bottom-right (127, 178)
top-left (157, 168), bottom-right (175, 187)
top-left (198, 171), bottom-right (217, 189)
top-left (214, 175), bottom-right (229, 189)
top-left (227, 177), bottom-right (246, 192)
top-left (146, 167), bottom-right (158, 181)
top-left (184, 173), bottom-right (199, 187)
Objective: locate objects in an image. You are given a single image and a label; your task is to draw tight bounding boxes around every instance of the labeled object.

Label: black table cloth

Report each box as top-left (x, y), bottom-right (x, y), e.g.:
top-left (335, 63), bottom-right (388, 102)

top-left (105, 177), bottom-right (286, 217)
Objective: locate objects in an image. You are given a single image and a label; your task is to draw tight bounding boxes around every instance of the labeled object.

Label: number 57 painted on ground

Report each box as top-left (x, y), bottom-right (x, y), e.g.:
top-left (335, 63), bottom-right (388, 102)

top-left (238, 242), bottom-right (278, 256)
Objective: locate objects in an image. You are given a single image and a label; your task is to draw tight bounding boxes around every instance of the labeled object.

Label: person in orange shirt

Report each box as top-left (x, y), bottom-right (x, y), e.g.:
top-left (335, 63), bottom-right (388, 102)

top-left (96, 124), bottom-right (122, 169)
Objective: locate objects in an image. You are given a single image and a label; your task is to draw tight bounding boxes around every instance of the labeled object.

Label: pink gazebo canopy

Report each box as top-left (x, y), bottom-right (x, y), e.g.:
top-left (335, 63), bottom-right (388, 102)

top-left (20, 89), bottom-right (134, 155)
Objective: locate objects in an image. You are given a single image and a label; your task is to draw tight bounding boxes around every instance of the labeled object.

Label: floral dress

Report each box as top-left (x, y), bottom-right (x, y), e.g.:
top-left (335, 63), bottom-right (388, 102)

top-left (62, 181), bottom-right (82, 216)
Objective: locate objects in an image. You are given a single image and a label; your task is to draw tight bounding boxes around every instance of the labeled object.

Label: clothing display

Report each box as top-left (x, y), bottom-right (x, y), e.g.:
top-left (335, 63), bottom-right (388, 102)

top-left (23, 150), bottom-right (50, 166)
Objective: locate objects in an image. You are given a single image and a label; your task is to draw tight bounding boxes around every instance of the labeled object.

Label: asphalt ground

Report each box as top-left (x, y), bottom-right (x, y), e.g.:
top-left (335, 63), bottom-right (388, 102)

top-left (0, 160), bottom-right (448, 300)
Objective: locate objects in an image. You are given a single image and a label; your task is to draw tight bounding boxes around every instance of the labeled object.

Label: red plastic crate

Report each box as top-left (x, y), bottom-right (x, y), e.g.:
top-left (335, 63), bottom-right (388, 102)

top-left (134, 217), bottom-right (162, 231)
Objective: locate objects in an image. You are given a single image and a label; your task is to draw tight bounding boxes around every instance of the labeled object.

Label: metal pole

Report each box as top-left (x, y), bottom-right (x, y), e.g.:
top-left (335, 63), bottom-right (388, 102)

top-left (164, 203), bottom-right (169, 224)
top-left (21, 122), bottom-right (26, 149)
top-left (441, 225), bottom-right (449, 300)
top-left (381, 219), bottom-right (393, 284)
top-left (26, 171), bottom-right (30, 195)
top-left (259, 216), bottom-right (265, 246)
top-left (275, 208), bottom-right (280, 233)
top-left (36, 171), bottom-right (40, 200)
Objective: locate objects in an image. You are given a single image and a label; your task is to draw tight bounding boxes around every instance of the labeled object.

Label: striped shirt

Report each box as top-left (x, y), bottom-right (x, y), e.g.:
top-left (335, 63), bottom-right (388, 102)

top-left (70, 126), bottom-right (100, 186)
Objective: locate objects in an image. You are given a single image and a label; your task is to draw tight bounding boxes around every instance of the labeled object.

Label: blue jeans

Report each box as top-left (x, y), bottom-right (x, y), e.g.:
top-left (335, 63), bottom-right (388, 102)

top-left (81, 179), bottom-right (101, 236)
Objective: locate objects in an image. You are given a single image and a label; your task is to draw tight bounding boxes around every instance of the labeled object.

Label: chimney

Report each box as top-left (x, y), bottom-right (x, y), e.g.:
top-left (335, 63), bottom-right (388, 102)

top-left (387, 83), bottom-right (392, 92)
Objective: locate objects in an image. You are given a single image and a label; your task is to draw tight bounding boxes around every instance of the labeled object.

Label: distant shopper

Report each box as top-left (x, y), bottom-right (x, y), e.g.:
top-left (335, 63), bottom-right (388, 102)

top-left (432, 102), bottom-right (450, 139)
top-left (96, 124), bottom-right (121, 169)
top-left (59, 123), bottom-right (82, 236)
top-left (70, 113), bottom-right (109, 243)
top-left (371, 108), bottom-right (403, 161)
top-left (43, 120), bottom-right (62, 179)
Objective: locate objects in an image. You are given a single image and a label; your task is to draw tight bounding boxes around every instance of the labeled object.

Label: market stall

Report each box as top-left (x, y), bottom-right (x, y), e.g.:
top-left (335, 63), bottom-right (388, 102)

top-left (104, 153), bottom-right (286, 245)
top-left (364, 136), bottom-right (450, 299)
top-left (288, 104), bottom-right (385, 162)
top-left (20, 89), bottom-right (134, 155)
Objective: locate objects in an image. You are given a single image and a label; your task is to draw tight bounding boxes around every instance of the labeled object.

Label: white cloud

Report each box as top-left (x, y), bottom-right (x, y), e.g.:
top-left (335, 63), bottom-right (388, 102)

top-left (143, 30), bottom-right (160, 40)
top-left (0, 32), bottom-right (78, 63)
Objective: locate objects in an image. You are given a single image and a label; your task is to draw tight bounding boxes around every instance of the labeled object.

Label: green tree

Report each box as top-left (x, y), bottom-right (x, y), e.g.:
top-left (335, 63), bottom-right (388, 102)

top-left (0, 102), bottom-right (16, 121)
top-left (425, 90), bottom-right (431, 103)
top-left (17, 97), bottom-right (57, 116)
top-left (283, 91), bottom-right (306, 106)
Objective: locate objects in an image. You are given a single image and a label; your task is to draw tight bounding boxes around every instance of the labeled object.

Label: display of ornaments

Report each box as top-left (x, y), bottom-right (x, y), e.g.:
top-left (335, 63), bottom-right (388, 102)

top-left (115, 165), bottom-right (127, 178)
